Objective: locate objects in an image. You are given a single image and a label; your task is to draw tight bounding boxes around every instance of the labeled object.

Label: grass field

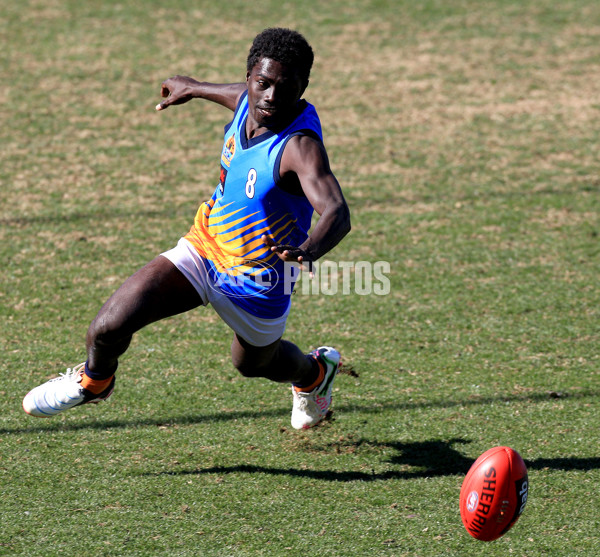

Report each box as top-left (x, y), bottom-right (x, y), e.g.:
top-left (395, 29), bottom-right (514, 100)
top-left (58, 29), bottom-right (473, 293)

top-left (1, 0), bottom-right (599, 555)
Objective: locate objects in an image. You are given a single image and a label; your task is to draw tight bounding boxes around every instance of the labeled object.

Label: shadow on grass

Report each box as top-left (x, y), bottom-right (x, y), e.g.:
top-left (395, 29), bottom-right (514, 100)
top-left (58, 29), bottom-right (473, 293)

top-left (139, 438), bottom-right (600, 482)
top-left (5, 388), bottom-right (597, 436)
top-left (8, 391), bottom-right (599, 481)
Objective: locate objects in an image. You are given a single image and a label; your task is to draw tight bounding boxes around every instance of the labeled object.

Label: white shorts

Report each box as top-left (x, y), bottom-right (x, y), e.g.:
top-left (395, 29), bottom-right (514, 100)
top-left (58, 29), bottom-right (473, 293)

top-left (161, 238), bottom-right (288, 347)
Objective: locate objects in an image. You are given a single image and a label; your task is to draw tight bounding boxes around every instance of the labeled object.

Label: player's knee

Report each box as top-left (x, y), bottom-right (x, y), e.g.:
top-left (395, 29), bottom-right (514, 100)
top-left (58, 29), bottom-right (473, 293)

top-left (231, 352), bottom-right (275, 378)
top-left (232, 358), bottom-right (262, 378)
top-left (87, 313), bottom-right (126, 349)
top-left (231, 337), bottom-right (279, 379)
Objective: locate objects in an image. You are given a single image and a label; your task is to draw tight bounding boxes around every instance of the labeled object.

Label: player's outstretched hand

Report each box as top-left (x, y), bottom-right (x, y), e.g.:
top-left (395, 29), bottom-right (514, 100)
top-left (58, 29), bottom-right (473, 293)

top-left (155, 76), bottom-right (201, 111)
top-left (262, 235), bottom-right (314, 276)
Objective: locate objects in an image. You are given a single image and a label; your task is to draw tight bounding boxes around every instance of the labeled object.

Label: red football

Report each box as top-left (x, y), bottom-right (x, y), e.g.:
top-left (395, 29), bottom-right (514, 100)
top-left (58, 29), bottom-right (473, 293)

top-left (460, 446), bottom-right (528, 541)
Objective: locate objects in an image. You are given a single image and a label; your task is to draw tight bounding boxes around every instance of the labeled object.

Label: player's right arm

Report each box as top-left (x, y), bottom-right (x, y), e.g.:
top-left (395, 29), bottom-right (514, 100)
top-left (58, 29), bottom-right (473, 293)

top-left (156, 77), bottom-right (246, 112)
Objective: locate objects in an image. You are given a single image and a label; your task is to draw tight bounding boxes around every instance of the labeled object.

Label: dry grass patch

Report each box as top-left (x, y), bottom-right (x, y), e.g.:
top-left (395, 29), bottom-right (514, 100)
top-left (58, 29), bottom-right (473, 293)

top-left (313, 6), bottom-right (600, 198)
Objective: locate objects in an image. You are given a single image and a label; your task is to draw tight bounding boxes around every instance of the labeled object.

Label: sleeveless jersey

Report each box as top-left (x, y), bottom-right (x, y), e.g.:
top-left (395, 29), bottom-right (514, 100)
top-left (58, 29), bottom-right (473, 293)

top-left (184, 91), bottom-right (322, 318)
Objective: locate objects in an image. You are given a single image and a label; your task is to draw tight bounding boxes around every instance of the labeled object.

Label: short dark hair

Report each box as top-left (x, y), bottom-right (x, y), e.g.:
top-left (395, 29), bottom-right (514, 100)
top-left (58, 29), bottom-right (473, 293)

top-left (246, 28), bottom-right (314, 85)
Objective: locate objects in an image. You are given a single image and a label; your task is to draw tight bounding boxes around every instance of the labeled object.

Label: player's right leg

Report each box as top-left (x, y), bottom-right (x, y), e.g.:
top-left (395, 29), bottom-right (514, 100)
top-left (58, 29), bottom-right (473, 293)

top-left (23, 256), bottom-right (203, 417)
top-left (230, 334), bottom-right (341, 429)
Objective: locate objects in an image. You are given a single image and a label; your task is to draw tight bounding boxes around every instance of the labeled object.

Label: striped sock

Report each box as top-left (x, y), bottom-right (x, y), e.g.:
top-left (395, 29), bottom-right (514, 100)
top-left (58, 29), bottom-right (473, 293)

top-left (81, 363), bottom-right (114, 395)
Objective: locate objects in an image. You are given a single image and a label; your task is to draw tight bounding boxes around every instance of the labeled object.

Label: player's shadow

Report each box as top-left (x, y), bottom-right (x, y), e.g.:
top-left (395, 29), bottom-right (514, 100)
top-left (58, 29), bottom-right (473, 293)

top-left (141, 438), bottom-right (600, 482)
top-left (140, 438), bottom-right (472, 482)
top-left (7, 388), bottom-right (597, 437)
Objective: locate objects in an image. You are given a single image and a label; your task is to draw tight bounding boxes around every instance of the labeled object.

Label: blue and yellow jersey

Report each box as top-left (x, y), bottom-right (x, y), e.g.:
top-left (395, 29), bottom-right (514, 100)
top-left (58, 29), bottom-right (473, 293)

top-left (184, 91), bottom-right (322, 318)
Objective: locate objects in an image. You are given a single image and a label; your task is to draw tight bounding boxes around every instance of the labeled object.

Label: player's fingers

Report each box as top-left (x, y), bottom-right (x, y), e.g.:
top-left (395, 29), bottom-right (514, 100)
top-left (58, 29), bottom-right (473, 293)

top-left (156, 83), bottom-right (176, 111)
top-left (297, 255), bottom-right (308, 273)
top-left (297, 255), bottom-right (314, 276)
top-left (263, 235), bottom-right (280, 251)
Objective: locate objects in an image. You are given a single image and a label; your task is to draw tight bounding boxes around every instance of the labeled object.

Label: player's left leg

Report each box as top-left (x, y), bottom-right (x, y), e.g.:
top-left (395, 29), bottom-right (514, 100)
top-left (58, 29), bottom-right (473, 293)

top-left (85, 255), bottom-right (203, 377)
top-left (230, 334), bottom-right (341, 429)
top-left (23, 256), bottom-right (203, 418)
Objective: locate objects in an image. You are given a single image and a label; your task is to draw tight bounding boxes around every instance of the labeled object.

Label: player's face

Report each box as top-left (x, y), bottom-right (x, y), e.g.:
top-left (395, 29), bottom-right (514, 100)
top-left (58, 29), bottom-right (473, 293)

top-left (246, 57), bottom-right (306, 131)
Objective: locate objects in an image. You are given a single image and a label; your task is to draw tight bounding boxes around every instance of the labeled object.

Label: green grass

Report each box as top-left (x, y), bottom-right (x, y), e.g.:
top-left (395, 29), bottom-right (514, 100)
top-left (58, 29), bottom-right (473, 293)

top-left (1, 0), bottom-right (599, 555)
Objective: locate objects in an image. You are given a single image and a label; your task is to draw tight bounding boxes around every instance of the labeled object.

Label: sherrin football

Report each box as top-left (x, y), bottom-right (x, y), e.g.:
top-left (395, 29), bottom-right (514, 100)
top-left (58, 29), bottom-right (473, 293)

top-left (460, 446), bottom-right (528, 541)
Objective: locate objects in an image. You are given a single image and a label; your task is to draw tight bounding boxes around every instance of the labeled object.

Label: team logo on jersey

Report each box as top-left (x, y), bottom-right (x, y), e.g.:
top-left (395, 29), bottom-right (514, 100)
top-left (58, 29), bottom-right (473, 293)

top-left (221, 134), bottom-right (235, 167)
top-left (219, 166), bottom-right (228, 194)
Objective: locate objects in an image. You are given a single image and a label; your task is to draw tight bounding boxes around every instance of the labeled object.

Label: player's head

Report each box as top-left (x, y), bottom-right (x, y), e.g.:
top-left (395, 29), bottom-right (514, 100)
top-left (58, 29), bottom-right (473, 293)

top-left (247, 28), bottom-right (314, 88)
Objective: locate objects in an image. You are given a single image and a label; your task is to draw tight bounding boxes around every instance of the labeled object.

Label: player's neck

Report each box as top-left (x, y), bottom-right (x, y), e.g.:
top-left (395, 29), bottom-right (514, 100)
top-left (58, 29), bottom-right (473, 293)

top-left (245, 119), bottom-right (270, 139)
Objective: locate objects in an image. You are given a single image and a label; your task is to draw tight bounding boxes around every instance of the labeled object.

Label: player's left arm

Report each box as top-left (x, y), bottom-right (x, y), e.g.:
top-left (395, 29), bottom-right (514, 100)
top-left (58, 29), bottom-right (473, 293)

top-left (264, 135), bottom-right (351, 269)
